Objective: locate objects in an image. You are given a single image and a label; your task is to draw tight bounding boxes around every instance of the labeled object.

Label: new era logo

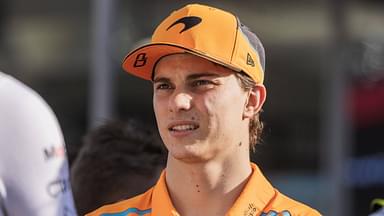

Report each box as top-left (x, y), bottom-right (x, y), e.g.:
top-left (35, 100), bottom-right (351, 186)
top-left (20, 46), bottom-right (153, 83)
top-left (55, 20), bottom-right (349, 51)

top-left (247, 53), bottom-right (255, 67)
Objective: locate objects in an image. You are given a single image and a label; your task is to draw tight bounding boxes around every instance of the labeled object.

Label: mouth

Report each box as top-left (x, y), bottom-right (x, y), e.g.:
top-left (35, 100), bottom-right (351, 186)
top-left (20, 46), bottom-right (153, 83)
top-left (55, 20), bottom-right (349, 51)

top-left (168, 123), bottom-right (200, 132)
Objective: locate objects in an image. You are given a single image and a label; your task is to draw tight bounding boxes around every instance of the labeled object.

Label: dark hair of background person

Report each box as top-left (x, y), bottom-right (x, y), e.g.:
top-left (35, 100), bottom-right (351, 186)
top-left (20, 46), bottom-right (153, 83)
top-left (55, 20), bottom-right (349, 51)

top-left (70, 119), bottom-right (166, 215)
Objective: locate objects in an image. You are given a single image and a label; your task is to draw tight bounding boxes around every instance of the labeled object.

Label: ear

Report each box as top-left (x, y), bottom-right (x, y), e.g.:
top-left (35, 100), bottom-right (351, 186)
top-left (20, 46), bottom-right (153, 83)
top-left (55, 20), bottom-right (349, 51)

top-left (243, 84), bottom-right (267, 119)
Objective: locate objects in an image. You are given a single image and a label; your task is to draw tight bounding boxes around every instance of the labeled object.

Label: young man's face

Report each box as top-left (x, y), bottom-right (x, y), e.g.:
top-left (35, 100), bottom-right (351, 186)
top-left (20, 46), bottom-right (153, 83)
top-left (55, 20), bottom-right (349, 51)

top-left (153, 53), bottom-right (255, 163)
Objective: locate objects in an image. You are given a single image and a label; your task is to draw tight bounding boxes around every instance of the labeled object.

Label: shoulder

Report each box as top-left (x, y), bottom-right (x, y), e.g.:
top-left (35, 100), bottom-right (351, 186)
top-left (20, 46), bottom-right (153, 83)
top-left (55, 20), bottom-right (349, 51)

top-left (0, 72), bottom-right (42, 106)
top-left (265, 189), bottom-right (322, 216)
top-left (86, 187), bottom-right (154, 216)
top-left (0, 73), bottom-right (56, 121)
top-left (0, 73), bottom-right (62, 138)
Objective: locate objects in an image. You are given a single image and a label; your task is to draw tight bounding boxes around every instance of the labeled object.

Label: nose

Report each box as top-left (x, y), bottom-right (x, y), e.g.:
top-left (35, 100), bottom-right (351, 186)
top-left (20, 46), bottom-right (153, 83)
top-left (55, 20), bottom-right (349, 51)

top-left (169, 92), bottom-right (192, 112)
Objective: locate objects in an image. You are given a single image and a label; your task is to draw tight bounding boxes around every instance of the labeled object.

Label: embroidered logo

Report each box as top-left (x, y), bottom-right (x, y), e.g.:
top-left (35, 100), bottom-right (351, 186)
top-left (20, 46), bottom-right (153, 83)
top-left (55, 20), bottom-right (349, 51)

top-left (243, 203), bottom-right (257, 216)
top-left (247, 53), bottom-right (255, 67)
top-left (167, 16), bottom-right (202, 33)
top-left (100, 207), bottom-right (152, 216)
top-left (260, 210), bottom-right (292, 216)
top-left (133, 53), bottom-right (148, 67)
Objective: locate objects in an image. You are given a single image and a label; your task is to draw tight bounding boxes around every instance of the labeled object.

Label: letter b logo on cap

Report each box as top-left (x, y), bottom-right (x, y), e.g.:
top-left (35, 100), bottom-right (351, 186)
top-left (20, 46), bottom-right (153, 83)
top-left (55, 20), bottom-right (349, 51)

top-left (134, 53), bottom-right (147, 67)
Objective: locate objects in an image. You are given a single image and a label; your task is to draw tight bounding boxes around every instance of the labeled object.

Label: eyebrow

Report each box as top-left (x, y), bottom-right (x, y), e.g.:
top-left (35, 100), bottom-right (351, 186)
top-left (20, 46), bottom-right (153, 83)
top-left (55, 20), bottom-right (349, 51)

top-left (153, 77), bottom-right (170, 84)
top-left (186, 73), bottom-right (220, 80)
top-left (153, 72), bottom-right (220, 83)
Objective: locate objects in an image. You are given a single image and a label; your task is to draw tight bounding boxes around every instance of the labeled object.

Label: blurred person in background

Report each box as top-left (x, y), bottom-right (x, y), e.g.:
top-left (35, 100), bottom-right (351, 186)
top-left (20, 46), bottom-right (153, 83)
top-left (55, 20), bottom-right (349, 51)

top-left (70, 120), bottom-right (165, 216)
top-left (0, 71), bottom-right (77, 216)
top-left (87, 4), bottom-right (320, 216)
top-left (370, 199), bottom-right (384, 216)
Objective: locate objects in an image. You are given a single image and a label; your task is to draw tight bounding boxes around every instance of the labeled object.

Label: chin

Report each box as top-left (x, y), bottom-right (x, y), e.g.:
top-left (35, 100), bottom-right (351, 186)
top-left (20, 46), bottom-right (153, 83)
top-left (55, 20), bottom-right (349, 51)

top-left (168, 146), bottom-right (212, 164)
top-left (171, 153), bottom-right (209, 164)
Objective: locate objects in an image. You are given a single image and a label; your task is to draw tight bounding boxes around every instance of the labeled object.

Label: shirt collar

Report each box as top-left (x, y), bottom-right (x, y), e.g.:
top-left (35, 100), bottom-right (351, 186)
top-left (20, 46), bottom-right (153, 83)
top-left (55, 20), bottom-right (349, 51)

top-left (152, 170), bottom-right (179, 216)
top-left (226, 163), bottom-right (276, 215)
top-left (151, 163), bottom-right (276, 216)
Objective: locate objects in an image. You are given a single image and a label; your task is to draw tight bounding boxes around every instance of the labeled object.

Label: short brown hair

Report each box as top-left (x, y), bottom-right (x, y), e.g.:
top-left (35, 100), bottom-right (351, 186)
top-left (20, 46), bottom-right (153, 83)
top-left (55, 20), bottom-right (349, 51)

top-left (235, 72), bottom-right (264, 151)
top-left (237, 21), bottom-right (265, 151)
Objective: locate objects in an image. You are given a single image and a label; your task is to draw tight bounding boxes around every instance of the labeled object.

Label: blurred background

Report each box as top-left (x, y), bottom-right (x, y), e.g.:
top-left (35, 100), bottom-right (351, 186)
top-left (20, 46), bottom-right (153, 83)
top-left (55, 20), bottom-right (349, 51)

top-left (1, 0), bottom-right (383, 215)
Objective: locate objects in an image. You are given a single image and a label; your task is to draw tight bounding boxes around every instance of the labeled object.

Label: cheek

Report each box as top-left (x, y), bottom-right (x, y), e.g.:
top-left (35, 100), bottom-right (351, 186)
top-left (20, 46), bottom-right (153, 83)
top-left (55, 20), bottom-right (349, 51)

top-left (153, 95), bottom-right (166, 114)
top-left (204, 92), bottom-right (246, 128)
top-left (201, 94), bottom-right (217, 118)
top-left (205, 91), bottom-right (244, 114)
top-left (153, 97), bottom-right (167, 128)
top-left (202, 94), bottom-right (227, 131)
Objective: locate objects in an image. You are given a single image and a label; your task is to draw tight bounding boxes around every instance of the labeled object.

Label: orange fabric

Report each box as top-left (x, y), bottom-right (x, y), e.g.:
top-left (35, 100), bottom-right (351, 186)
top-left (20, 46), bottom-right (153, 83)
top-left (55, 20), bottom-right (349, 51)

top-left (86, 163), bottom-right (321, 216)
top-left (122, 4), bottom-right (264, 84)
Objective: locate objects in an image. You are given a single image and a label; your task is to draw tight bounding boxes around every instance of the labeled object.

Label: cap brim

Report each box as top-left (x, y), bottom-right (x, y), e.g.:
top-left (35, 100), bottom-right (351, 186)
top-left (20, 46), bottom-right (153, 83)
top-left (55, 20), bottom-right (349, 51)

top-left (122, 43), bottom-right (242, 81)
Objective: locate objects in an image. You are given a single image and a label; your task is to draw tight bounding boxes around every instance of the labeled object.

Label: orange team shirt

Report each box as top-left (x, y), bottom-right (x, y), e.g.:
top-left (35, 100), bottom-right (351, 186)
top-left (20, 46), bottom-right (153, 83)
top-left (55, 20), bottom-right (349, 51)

top-left (86, 163), bottom-right (321, 216)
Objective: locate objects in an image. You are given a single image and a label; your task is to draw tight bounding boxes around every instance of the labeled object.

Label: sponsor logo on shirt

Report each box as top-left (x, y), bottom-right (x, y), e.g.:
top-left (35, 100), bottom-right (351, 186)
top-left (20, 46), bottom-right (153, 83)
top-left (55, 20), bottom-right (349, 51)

top-left (244, 203), bottom-right (257, 216)
top-left (260, 210), bottom-right (291, 216)
top-left (100, 207), bottom-right (152, 216)
top-left (43, 145), bottom-right (66, 161)
top-left (243, 203), bottom-right (292, 216)
top-left (47, 178), bottom-right (70, 198)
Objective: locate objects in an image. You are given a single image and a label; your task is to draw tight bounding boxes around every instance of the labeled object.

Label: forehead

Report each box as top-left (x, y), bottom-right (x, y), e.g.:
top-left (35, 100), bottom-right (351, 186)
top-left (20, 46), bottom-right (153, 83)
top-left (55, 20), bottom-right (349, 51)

top-left (153, 53), bottom-right (234, 79)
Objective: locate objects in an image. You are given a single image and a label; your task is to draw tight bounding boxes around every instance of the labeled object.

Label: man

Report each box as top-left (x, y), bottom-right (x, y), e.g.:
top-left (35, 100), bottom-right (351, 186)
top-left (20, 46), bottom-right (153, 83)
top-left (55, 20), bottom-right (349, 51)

top-left (71, 120), bottom-right (165, 215)
top-left (87, 4), bottom-right (321, 215)
top-left (0, 71), bottom-right (77, 216)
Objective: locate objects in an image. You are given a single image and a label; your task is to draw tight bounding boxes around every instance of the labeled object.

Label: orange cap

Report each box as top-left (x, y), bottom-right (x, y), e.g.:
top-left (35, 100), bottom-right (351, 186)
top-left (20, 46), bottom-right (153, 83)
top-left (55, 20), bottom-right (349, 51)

top-left (122, 4), bottom-right (264, 84)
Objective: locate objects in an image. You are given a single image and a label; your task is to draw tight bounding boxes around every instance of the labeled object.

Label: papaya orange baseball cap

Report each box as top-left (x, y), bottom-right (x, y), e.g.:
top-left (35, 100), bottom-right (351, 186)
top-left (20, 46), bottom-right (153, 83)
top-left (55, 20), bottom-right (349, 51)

top-left (122, 4), bottom-right (265, 84)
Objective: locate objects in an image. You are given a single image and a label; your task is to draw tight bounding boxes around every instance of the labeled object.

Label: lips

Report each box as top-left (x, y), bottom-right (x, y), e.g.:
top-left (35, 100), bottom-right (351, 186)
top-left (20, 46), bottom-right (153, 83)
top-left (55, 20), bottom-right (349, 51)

top-left (168, 122), bottom-right (199, 132)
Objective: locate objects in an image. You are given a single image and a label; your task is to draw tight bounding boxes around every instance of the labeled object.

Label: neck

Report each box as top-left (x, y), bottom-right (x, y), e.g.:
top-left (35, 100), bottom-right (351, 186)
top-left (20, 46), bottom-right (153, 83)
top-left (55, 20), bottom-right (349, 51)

top-left (165, 155), bottom-right (252, 216)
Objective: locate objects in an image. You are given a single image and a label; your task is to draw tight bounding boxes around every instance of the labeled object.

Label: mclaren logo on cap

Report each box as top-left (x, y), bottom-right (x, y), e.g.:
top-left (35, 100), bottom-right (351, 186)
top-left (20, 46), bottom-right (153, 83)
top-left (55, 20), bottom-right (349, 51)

top-left (167, 16), bottom-right (202, 33)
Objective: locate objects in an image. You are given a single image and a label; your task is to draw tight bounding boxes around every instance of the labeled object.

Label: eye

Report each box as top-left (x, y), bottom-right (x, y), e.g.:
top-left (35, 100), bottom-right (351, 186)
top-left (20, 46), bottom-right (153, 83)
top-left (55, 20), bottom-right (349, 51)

top-left (155, 82), bottom-right (173, 90)
top-left (192, 80), bottom-right (214, 87)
